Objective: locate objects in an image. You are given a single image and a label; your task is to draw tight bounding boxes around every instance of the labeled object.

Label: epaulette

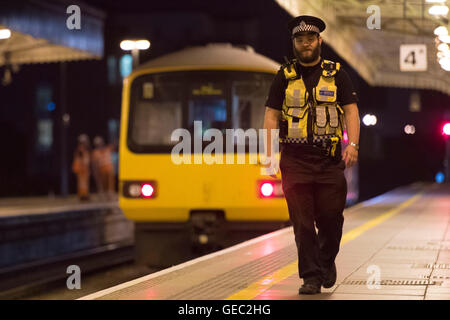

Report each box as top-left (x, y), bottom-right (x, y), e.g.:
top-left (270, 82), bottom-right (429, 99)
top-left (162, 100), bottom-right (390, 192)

top-left (281, 56), bottom-right (298, 80)
top-left (321, 59), bottom-right (340, 77)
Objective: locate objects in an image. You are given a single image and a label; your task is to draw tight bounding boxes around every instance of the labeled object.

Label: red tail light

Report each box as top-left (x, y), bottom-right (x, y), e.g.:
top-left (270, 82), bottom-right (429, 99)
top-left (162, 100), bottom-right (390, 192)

top-left (123, 181), bottom-right (157, 198)
top-left (141, 184), bottom-right (154, 197)
top-left (258, 180), bottom-right (284, 198)
top-left (260, 182), bottom-right (274, 197)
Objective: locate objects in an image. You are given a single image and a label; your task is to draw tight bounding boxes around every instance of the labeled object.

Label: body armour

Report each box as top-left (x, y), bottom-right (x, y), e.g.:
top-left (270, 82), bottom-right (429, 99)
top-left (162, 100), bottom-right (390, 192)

top-left (279, 59), bottom-right (345, 157)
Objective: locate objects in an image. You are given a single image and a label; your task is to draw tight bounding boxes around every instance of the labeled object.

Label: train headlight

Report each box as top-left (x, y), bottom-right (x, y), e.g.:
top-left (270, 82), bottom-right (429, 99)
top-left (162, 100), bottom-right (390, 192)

top-left (128, 184), bottom-right (141, 197)
top-left (258, 180), bottom-right (284, 198)
top-left (123, 181), bottom-right (157, 198)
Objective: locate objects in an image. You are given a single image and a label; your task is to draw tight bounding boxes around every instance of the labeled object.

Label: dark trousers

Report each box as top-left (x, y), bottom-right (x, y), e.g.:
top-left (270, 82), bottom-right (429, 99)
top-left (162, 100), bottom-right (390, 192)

top-left (280, 148), bottom-right (347, 283)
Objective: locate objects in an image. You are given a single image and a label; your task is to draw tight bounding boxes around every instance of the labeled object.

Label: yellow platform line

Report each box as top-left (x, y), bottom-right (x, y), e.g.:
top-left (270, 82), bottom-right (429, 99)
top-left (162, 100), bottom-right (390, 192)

top-left (225, 190), bottom-right (424, 300)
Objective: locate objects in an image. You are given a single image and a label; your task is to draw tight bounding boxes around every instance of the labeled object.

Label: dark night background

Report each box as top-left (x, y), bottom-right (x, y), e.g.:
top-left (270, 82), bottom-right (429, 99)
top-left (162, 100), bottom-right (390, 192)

top-left (0, 0), bottom-right (448, 201)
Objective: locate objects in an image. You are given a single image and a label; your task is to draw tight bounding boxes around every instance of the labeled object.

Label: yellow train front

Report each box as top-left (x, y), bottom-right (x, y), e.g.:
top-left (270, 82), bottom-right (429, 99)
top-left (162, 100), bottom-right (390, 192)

top-left (119, 44), bottom-right (288, 266)
top-left (118, 43), bottom-right (357, 267)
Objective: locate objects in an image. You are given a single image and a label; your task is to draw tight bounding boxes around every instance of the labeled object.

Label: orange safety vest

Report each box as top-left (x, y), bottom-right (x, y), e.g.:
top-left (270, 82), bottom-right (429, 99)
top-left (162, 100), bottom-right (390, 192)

top-left (72, 149), bottom-right (90, 175)
top-left (92, 146), bottom-right (113, 173)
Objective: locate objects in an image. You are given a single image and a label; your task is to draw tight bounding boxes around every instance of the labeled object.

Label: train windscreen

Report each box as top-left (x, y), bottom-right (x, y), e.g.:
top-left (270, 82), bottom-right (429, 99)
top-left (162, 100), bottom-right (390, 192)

top-left (128, 71), bottom-right (274, 153)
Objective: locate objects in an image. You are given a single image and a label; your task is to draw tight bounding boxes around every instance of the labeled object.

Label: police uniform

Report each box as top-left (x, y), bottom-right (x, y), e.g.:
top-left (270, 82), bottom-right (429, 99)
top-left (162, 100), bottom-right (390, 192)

top-left (265, 16), bottom-right (359, 293)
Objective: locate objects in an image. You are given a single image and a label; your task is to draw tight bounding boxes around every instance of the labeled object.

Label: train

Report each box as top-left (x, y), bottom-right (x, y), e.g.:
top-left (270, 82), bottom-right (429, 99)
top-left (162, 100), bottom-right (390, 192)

top-left (118, 43), bottom-right (358, 266)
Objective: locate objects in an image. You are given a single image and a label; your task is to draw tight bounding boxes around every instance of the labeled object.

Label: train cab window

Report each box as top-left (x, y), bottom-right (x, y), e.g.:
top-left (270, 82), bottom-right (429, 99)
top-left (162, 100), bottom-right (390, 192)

top-left (187, 82), bottom-right (227, 135)
top-left (188, 97), bottom-right (227, 135)
top-left (129, 76), bottom-right (183, 150)
top-left (132, 101), bottom-right (182, 145)
top-left (231, 76), bottom-right (273, 150)
top-left (128, 71), bottom-right (274, 153)
top-left (231, 79), bottom-right (272, 130)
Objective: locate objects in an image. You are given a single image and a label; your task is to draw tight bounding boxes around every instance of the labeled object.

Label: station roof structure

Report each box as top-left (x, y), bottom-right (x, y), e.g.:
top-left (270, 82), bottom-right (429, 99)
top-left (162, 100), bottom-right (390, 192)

top-left (276, 0), bottom-right (450, 95)
top-left (0, 0), bottom-right (105, 66)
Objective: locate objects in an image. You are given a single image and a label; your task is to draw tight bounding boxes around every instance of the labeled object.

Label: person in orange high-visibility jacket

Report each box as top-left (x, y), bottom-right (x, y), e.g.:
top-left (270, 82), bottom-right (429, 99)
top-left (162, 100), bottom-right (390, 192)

top-left (92, 136), bottom-right (115, 200)
top-left (72, 134), bottom-right (91, 201)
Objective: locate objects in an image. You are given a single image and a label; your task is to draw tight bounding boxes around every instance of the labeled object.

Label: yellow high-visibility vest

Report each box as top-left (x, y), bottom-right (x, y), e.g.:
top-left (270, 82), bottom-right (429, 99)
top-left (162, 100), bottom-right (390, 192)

top-left (280, 59), bottom-right (345, 147)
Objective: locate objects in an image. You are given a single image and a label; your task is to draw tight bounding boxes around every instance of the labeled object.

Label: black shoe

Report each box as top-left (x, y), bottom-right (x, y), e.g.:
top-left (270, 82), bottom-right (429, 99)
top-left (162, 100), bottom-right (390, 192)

top-left (298, 282), bottom-right (321, 295)
top-left (323, 262), bottom-right (337, 288)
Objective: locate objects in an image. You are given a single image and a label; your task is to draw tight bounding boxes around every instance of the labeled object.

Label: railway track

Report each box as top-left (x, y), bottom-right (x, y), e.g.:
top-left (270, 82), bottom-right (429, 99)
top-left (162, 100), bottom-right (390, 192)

top-left (0, 241), bottom-right (134, 299)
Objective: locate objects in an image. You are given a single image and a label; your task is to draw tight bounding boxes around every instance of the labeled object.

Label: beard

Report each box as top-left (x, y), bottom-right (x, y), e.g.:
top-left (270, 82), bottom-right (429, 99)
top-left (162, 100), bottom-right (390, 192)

top-left (293, 44), bottom-right (321, 64)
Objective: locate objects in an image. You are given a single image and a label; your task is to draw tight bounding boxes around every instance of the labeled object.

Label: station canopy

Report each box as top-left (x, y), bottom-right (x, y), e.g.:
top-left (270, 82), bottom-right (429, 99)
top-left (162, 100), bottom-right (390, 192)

top-left (276, 0), bottom-right (450, 95)
top-left (0, 0), bottom-right (104, 66)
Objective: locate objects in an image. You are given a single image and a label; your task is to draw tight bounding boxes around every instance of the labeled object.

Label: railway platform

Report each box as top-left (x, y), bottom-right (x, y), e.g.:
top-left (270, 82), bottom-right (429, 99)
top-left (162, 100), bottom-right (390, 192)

top-left (79, 183), bottom-right (449, 300)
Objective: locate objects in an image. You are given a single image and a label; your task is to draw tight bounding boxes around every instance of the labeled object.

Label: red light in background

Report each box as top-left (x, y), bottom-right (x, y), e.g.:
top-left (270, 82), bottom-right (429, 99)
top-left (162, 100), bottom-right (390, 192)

top-left (141, 184), bottom-right (154, 197)
top-left (443, 123), bottom-right (450, 136)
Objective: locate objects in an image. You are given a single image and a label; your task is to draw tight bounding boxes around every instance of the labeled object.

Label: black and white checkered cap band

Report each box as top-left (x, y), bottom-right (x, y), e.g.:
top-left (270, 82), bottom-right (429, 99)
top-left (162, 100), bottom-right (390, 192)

top-left (292, 21), bottom-right (320, 35)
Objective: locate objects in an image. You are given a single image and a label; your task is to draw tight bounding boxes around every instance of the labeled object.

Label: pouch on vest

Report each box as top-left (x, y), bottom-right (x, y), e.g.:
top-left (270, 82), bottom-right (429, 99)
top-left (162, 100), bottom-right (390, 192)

top-left (284, 105), bottom-right (309, 139)
top-left (285, 87), bottom-right (308, 107)
top-left (279, 118), bottom-right (288, 139)
top-left (314, 105), bottom-right (342, 136)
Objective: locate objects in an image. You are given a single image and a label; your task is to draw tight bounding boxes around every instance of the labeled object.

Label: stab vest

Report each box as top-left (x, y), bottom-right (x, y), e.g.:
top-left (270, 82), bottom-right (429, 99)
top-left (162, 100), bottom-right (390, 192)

top-left (280, 59), bottom-right (344, 147)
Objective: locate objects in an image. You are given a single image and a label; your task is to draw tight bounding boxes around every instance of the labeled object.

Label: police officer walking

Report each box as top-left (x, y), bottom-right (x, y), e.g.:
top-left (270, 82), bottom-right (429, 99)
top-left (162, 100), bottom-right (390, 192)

top-left (263, 15), bottom-right (360, 294)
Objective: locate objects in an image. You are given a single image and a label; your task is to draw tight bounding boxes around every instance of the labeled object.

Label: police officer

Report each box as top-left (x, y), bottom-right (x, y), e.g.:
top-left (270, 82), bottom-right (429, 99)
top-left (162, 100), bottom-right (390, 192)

top-left (263, 15), bottom-right (360, 294)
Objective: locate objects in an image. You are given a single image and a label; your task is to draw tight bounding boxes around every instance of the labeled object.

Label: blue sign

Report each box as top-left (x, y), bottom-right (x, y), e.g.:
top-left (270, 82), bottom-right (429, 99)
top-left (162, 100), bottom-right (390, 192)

top-left (120, 54), bottom-right (133, 78)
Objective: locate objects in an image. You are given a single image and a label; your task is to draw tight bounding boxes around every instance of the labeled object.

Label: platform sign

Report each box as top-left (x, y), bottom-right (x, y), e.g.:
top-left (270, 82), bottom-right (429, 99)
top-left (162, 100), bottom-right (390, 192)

top-left (400, 44), bottom-right (427, 72)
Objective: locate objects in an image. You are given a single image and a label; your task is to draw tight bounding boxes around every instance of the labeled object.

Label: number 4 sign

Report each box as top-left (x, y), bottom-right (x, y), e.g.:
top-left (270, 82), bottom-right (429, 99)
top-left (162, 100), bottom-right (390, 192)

top-left (400, 44), bottom-right (427, 72)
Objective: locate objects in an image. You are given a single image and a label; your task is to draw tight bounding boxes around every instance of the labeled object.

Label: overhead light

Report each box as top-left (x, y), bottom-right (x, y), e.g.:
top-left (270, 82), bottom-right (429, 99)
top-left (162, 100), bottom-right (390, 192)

top-left (404, 125), bottom-right (416, 135)
top-left (429, 5), bottom-right (449, 16)
top-left (439, 34), bottom-right (450, 43)
top-left (439, 56), bottom-right (450, 64)
top-left (362, 114), bottom-right (377, 126)
top-left (426, 0), bottom-right (447, 3)
top-left (438, 43), bottom-right (450, 51)
top-left (437, 50), bottom-right (450, 58)
top-left (439, 57), bottom-right (450, 70)
top-left (0, 29), bottom-right (11, 39)
top-left (120, 39), bottom-right (151, 51)
top-left (120, 40), bottom-right (136, 51)
top-left (135, 40), bottom-right (150, 50)
top-left (434, 26), bottom-right (448, 36)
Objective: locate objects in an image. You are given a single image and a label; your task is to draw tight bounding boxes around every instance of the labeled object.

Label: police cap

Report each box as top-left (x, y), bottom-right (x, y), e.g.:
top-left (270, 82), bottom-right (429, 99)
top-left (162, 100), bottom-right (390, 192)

top-left (288, 15), bottom-right (326, 38)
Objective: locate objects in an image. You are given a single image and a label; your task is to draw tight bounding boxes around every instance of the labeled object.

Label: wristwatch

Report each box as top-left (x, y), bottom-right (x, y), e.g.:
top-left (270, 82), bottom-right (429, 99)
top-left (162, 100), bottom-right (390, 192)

top-left (349, 142), bottom-right (359, 150)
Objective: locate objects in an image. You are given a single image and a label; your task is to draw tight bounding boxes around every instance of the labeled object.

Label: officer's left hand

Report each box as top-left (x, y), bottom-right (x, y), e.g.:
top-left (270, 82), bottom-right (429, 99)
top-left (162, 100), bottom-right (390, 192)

top-left (343, 145), bottom-right (358, 168)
